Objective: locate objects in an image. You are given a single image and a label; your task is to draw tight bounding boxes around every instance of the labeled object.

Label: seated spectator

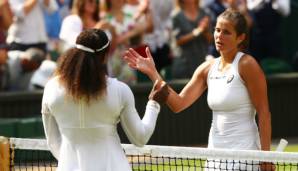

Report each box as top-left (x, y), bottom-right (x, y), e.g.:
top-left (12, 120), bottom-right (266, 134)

top-left (7, 48), bottom-right (46, 91)
top-left (29, 58), bottom-right (57, 90)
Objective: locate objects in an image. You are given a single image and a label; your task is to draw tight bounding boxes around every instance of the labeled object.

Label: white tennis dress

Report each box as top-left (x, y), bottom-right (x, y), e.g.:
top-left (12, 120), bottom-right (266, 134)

top-left (206, 52), bottom-right (261, 170)
top-left (41, 76), bottom-right (160, 171)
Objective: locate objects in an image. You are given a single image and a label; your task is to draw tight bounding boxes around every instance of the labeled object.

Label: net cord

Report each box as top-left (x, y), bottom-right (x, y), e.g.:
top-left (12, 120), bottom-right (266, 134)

top-left (9, 138), bottom-right (298, 163)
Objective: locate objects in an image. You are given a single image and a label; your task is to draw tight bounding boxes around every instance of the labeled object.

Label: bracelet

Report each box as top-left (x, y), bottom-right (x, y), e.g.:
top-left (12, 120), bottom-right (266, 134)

top-left (192, 28), bottom-right (202, 37)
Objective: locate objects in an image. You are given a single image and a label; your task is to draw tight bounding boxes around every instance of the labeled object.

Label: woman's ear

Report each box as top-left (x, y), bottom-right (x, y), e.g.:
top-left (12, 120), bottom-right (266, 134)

top-left (237, 33), bottom-right (246, 45)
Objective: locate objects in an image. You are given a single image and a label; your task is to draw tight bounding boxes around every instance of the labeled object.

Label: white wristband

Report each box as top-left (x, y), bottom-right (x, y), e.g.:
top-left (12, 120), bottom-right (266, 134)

top-left (192, 28), bottom-right (202, 37)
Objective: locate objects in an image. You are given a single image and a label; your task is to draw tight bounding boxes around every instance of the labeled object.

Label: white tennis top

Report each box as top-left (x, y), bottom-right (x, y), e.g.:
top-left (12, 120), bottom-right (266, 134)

top-left (41, 76), bottom-right (160, 171)
top-left (207, 52), bottom-right (260, 150)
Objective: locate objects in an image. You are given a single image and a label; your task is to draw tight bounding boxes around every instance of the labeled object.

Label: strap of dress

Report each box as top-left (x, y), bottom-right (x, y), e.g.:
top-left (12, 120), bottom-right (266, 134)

top-left (232, 52), bottom-right (245, 73)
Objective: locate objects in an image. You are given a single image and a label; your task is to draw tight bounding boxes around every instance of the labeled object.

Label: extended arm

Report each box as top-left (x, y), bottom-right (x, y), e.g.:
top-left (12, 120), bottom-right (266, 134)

top-left (23, 0), bottom-right (38, 15)
top-left (119, 83), bottom-right (160, 147)
top-left (8, 0), bottom-right (38, 17)
top-left (123, 48), bottom-right (211, 113)
top-left (0, 0), bottom-right (13, 30)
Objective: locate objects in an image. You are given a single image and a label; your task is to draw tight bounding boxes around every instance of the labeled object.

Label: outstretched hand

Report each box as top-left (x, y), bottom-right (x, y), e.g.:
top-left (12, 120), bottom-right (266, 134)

top-left (149, 80), bottom-right (169, 104)
top-left (123, 47), bottom-right (157, 77)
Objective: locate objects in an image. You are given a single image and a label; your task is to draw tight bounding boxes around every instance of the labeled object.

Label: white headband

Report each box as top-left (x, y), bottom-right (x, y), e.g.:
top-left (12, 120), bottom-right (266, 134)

top-left (75, 41), bottom-right (110, 53)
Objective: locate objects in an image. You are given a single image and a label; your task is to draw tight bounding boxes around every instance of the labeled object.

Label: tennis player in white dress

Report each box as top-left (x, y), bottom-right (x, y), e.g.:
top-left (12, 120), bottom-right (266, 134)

top-left (206, 51), bottom-right (260, 170)
top-left (123, 8), bottom-right (274, 171)
top-left (41, 29), bottom-right (169, 171)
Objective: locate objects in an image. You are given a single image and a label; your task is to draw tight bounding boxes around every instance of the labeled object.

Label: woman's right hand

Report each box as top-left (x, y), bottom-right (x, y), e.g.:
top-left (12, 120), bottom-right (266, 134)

top-left (123, 47), bottom-right (159, 80)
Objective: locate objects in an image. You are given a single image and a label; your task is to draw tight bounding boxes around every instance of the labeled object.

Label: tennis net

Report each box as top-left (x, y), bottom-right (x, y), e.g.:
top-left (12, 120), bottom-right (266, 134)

top-left (1, 137), bottom-right (298, 171)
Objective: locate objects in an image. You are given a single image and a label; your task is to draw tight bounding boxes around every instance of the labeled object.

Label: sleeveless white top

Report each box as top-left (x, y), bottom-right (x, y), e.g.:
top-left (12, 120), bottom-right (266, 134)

top-left (207, 52), bottom-right (260, 150)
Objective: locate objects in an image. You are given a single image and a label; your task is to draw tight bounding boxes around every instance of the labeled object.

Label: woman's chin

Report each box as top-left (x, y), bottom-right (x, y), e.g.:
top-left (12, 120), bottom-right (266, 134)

top-left (215, 46), bottom-right (224, 52)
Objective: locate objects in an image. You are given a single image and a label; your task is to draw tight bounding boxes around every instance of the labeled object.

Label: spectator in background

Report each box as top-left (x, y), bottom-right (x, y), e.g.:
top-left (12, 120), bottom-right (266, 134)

top-left (7, 0), bottom-right (58, 53)
top-left (7, 48), bottom-right (46, 90)
top-left (44, 0), bottom-right (68, 62)
top-left (59, 0), bottom-right (116, 52)
top-left (208, 0), bottom-right (252, 30)
top-left (247, 0), bottom-right (290, 62)
top-left (171, 0), bottom-right (213, 79)
top-left (58, 0), bottom-right (71, 19)
top-left (0, 0), bottom-right (13, 90)
top-left (104, 0), bottom-right (152, 84)
top-left (44, 0), bottom-right (63, 41)
top-left (123, 0), bottom-right (140, 17)
top-left (200, 0), bottom-right (214, 8)
top-left (140, 0), bottom-right (174, 77)
top-left (29, 55), bottom-right (57, 90)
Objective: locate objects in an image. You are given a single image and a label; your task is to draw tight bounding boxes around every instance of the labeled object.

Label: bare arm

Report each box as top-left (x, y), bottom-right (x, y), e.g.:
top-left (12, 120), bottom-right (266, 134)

top-left (120, 81), bottom-right (168, 147)
top-left (239, 55), bottom-right (271, 151)
top-left (116, 11), bottom-right (153, 45)
top-left (43, 0), bottom-right (50, 6)
top-left (176, 16), bottom-right (212, 46)
top-left (124, 47), bottom-right (212, 113)
top-left (0, 0), bottom-right (13, 30)
top-left (166, 61), bottom-right (210, 113)
top-left (23, 0), bottom-right (38, 15)
top-left (176, 30), bottom-right (198, 46)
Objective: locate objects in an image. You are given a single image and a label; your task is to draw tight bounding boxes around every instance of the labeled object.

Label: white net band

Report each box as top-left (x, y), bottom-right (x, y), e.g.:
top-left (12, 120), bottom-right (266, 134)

top-left (9, 138), bottom-right (298, 163)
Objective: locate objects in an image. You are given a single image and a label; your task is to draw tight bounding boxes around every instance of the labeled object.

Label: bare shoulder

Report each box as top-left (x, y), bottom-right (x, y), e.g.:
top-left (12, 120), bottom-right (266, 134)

top-left (193, 58), bottom-right (216, 81)
top-left (239, 54), bottom-right (261, 69)
top-left (238, 54), bottom-right (265, 81)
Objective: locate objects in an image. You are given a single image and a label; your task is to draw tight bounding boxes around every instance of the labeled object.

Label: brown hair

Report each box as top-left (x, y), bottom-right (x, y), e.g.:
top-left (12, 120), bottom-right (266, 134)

top-left (218, 8), bottom-right (249, 51)
top-left (177, 0), bottom-right (199, 9)
top-left (56, 29), bottom-right (110, 103)
top-left (71, 0), bottom-right (100, 22)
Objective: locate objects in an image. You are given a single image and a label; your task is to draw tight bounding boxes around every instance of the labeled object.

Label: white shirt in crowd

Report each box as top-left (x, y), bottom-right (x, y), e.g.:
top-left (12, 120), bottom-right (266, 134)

top-left (7, 0), bottom-right (58, 44)
top-left (247, 0), bottom-right (290, 17)
top-left (144, 0), bottom-right (174, 51)
top-left (59, 15), bottom-right (112, 52)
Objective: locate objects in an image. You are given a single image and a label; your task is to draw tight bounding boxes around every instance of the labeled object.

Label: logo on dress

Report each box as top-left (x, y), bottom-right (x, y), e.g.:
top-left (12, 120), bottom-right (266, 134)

top-left (227, 74), bottom-right (234, 84)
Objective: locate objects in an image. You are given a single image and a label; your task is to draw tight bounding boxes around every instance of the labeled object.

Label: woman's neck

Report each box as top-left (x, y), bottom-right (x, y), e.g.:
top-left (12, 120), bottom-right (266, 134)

top-left (183, 3), bottom-right (198, 13)
top-left (183, 5), bottom-right (199, 21)
top-left (220, 49), bottom-right (238, 65)
top-left (83, 13), bottom-right (97, 29)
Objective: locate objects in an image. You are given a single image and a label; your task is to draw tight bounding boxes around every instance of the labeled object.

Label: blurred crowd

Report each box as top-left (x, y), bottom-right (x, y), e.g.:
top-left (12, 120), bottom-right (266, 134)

top-left (0, 0), bottom-right (292, 91)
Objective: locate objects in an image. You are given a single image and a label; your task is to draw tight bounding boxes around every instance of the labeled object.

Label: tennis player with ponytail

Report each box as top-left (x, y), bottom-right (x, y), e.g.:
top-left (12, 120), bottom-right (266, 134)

top-left (41, 28), bottom-right (169, 171)
top-left (124, 8), bottom-right (273, 170)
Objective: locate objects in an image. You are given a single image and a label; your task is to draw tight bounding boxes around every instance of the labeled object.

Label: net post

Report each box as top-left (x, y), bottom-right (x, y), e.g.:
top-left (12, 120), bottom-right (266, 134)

top-left (0, 136), bottom-right (10, 171)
